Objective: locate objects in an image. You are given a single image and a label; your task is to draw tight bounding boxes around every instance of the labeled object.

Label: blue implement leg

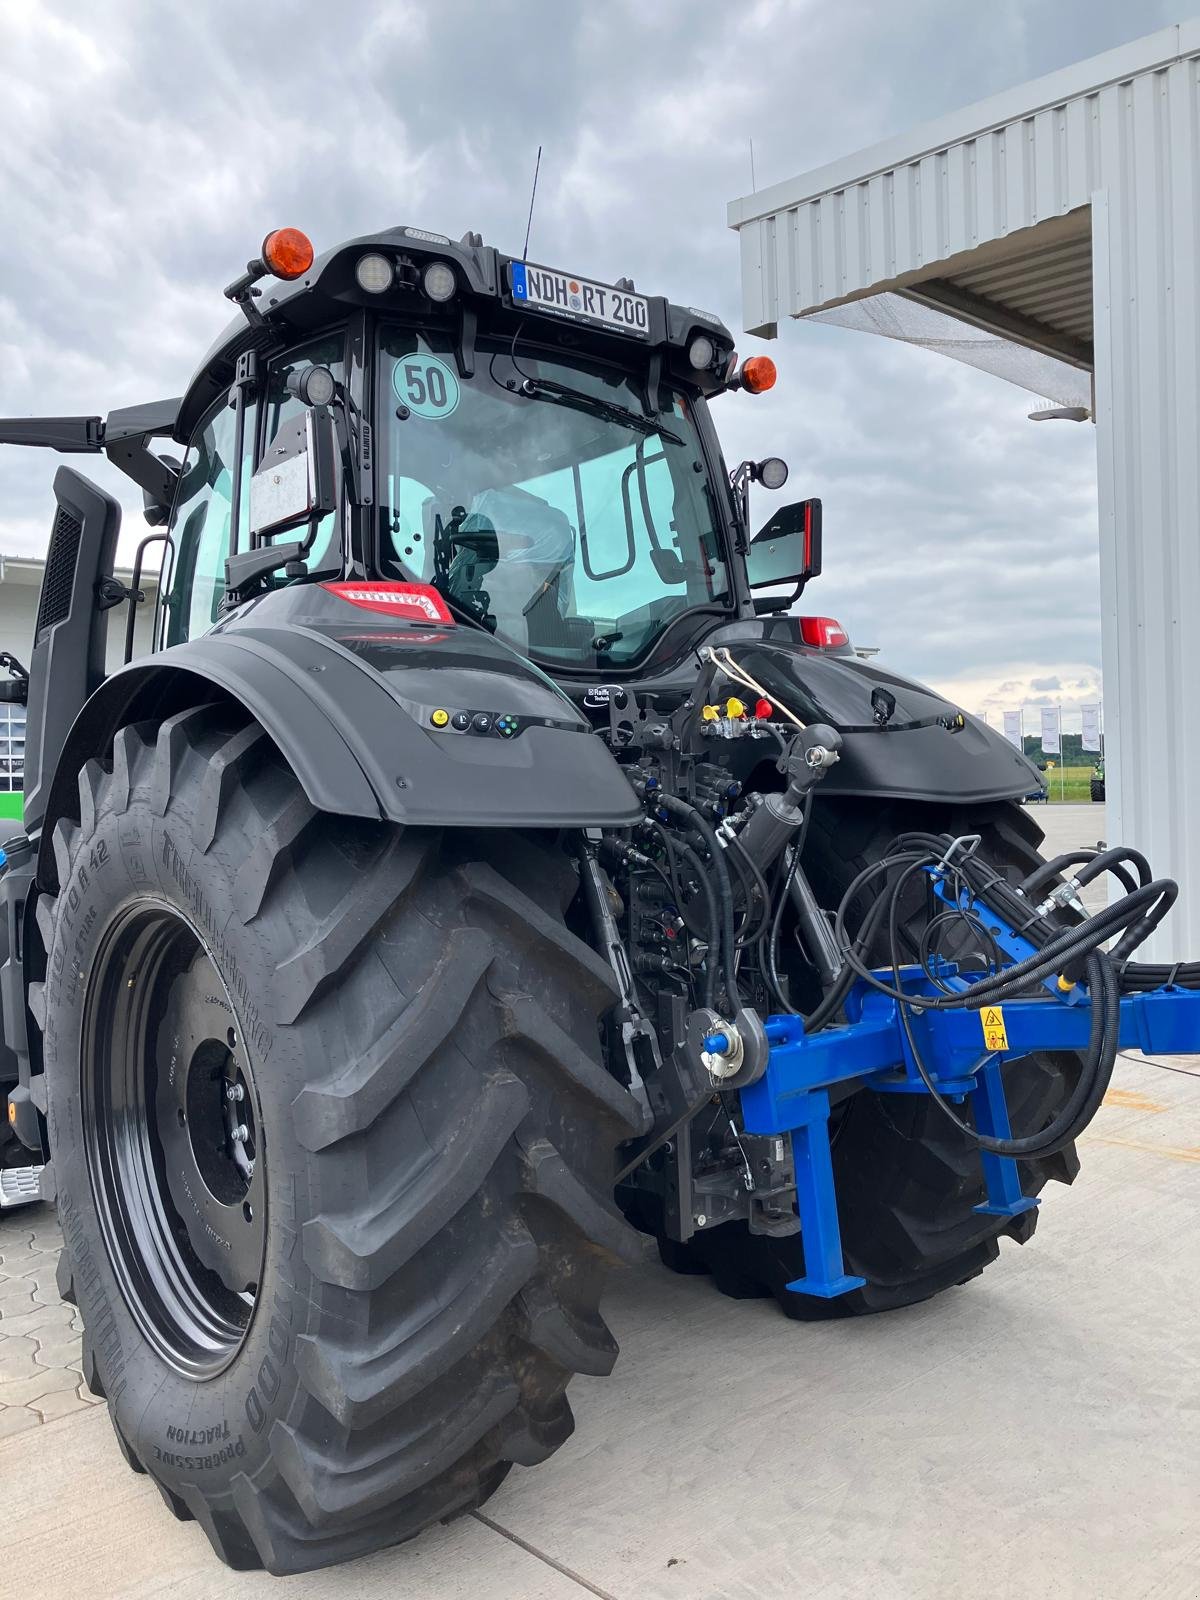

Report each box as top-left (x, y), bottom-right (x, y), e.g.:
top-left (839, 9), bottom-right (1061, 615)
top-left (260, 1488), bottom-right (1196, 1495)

top-left (971, 1058), bottom-right (1039, 1218)
top-left (784, 1090), bottom-right (866, 1298)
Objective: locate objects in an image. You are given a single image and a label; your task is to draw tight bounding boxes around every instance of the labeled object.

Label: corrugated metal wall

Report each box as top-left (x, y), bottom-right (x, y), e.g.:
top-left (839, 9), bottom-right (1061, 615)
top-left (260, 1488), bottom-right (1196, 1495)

top-left (730, 26), bottom-right (1200, 957)
top-left (1092, 49), bottom-right (1200, 959)
top-left (731, 24), bottom-right (1200, 337)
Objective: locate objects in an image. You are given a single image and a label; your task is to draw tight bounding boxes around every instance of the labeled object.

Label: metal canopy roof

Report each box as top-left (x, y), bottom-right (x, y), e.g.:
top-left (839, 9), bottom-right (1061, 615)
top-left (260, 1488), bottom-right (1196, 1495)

top-left (727, 21), bottom-right (1200, 374)
top-left (904, 213), bottom-right (1093, 369)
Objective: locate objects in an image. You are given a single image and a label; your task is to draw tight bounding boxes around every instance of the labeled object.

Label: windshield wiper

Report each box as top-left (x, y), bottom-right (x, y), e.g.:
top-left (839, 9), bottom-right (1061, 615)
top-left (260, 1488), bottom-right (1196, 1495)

top-left (519, 377), bottom-right (684, 445)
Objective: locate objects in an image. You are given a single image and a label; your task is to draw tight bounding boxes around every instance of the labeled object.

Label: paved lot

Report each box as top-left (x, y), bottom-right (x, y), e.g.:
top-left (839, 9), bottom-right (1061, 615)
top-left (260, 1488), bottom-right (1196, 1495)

top-left (3, 804), bottom-right (1199, 1597)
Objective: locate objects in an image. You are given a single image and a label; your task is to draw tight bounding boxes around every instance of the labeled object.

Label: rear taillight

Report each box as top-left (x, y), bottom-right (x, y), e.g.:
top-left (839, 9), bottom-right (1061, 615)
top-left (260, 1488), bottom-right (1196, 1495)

top-left (321, 581), bottom-right (453, 623)
top-left (798, 615), bottom-right (849, 649)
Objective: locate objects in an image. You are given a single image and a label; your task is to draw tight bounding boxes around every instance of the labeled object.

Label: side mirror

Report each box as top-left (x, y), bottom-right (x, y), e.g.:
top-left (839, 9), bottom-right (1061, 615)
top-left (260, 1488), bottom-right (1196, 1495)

top-left (746, 498), bottom-right (822, 599)
top-left (248, 406), bottom-right (337, 547)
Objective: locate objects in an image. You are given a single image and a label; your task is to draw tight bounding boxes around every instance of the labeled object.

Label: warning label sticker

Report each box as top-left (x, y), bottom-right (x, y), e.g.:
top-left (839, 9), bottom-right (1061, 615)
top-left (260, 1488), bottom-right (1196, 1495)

top-left (980, 1006), bottom-right (1009, 1052)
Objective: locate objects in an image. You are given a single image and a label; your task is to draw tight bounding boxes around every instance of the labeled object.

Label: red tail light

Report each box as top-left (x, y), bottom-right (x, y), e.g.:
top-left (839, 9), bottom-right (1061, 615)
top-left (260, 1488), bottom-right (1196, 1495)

top-left (321, 581), bottom-right (453, 623)
top-left (798, 615), bottom-right (849, 649)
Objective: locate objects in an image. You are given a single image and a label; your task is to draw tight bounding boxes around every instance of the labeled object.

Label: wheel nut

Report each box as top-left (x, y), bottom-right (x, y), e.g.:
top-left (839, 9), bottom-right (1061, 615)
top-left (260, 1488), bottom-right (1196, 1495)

top-left (232, 1124), bottom-right (249, 1144)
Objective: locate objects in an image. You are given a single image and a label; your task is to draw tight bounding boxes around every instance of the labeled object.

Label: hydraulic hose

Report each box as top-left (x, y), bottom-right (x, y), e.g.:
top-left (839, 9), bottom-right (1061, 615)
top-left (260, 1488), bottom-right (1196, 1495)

top-left (725, 831), bottom-right (773, 948)
top-left (883, 855), bottom-right (1120, 1158)
top-left (802, 829), bottom-right (1174, 1160)
top-left (644, 819), bottom-right (720, 1010)
top-left (657, 793), bottom-right (740, 1014)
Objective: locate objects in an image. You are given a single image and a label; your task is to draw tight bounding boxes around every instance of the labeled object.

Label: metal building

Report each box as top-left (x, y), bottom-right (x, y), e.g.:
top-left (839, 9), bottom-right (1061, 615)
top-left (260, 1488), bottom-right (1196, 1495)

top-left (728, 22), bottom-right (1200, 957)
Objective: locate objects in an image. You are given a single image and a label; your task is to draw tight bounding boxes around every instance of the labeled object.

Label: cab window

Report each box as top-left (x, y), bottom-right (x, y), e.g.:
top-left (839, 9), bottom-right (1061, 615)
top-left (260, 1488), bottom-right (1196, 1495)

top-left (165, 397), bottom-right (249, 645)
top-left (164, 333), bottom-right (347, 644)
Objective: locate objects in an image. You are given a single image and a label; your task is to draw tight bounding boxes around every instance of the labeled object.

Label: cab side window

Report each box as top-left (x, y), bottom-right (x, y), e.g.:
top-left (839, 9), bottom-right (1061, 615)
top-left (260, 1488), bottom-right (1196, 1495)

top-left (165, 398), bottom-right (250, 645)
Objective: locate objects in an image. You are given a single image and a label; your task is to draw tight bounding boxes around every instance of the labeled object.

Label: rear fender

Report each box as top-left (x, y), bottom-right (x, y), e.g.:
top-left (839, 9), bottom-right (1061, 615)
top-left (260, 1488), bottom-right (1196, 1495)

top-left (37, 584), bottom-right (639, 887)
top-left (708, 624), bottom-right (1042, 806)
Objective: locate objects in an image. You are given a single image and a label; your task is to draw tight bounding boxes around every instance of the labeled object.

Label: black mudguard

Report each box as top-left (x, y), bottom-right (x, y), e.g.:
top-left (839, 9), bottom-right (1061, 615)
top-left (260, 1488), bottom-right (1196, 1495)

top-left (39, 583), bottom-right (640, 883)
top-left (708, 622), bottom-right (1040, 805)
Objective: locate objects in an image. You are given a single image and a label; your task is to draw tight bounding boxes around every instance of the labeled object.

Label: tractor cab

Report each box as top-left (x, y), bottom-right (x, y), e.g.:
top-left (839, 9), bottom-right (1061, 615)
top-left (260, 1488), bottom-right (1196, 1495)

top-left (161, 227), bottom-right (821, 680)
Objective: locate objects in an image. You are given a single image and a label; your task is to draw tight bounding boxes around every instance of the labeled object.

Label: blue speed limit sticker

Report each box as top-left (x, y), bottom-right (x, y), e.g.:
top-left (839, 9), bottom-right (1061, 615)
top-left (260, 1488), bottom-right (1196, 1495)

top-left (393, 353), bottom-right (460, 419)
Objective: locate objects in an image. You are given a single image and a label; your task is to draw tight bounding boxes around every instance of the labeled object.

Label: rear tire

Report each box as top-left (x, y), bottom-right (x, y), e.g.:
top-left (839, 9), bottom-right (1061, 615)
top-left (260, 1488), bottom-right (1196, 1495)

top-left (643, 800), bottom-right (1081, 1318)
top-left (36, 706), bottom-right (640, 1573)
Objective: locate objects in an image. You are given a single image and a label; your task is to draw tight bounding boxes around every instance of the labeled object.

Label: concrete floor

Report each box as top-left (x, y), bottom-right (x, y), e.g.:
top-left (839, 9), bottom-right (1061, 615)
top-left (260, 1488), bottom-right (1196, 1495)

top-left (3, 803), bottom-right (1199, 1598)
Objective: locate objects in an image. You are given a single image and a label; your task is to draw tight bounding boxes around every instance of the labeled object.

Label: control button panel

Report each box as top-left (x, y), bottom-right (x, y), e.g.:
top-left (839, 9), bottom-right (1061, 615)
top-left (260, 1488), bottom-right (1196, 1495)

top-left (424, 706), bottom-right (530, 739)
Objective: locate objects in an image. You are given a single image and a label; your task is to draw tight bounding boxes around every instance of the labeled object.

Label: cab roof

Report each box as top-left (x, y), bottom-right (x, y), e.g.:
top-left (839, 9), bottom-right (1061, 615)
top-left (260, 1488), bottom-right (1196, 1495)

top-left (176, 225), bottom-right (736, 442)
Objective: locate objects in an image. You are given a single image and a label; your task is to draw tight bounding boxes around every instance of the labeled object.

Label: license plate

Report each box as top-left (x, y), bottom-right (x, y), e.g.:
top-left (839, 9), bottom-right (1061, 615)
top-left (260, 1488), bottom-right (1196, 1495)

top-left (510, 261), bottom-right (650, 338)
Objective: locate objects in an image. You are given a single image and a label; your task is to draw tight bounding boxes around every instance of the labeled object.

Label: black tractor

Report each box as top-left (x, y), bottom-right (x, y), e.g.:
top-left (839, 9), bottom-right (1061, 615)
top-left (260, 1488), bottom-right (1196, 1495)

top-left (0, 225), bottom-right (1077, 1573)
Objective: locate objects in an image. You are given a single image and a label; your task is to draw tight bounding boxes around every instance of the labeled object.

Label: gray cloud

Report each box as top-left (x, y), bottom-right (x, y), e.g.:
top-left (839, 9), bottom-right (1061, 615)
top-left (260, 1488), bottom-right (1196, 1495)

top-left (0, 0), bottom-right (1176, 707)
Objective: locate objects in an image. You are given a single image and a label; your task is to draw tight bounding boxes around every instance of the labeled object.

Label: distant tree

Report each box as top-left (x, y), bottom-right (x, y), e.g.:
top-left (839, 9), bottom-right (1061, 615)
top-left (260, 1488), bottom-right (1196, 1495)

top-left (1022, 733), bottom-right (1090, 765)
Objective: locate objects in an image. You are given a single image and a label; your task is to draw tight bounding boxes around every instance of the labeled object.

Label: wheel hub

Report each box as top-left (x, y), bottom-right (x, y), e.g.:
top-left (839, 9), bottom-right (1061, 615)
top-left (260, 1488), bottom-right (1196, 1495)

top-left (82, 902), bottom-right (267, 1378)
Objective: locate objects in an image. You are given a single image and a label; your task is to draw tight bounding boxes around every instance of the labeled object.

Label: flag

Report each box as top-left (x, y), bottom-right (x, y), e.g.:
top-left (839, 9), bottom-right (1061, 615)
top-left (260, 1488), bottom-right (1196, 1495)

top-left (1002, 710), bottom-right (1023, 749)
top-left (1040, 706), bottom-right (1061, 755)
top-left (1081, 704), bottom-right (1102, 752)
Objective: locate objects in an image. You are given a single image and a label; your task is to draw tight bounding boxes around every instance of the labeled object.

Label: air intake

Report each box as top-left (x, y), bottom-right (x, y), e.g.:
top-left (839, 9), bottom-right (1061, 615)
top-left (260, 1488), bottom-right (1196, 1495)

top-left (35, 507), bottom-right (82, 637)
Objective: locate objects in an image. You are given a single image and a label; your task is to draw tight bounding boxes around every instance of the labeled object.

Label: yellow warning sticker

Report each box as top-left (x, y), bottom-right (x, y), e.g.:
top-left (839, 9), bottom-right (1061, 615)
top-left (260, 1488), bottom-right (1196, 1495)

top-left (981, 1006), bottom-right (1009, 1052)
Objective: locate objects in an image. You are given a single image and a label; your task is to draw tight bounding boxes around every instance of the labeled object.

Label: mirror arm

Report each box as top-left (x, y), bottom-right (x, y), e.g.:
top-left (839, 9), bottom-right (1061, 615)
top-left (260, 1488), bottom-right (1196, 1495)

top-left (752, 582), bottom-right (803, 616)
top-left (224, 541), bottom-right (307, 607)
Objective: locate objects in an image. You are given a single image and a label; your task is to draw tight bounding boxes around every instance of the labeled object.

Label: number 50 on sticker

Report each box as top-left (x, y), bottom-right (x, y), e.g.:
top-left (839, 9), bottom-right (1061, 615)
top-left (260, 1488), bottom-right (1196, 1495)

top-left (393, 352), bottom-right (460, 419)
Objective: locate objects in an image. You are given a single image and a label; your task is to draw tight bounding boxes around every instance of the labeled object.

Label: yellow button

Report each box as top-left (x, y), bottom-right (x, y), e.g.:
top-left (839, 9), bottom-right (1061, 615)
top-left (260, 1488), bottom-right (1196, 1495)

top-left (725, 697), bottom-right (746, 719)
top-left (701, 704), bottom-right (720, 722)
top-left (430, 708), bottom-right (450, 728)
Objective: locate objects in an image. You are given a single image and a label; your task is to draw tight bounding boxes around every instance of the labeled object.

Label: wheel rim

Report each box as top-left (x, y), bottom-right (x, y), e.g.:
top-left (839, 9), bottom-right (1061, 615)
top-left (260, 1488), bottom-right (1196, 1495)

top-left (81, 901), bottom-right (266, 1379)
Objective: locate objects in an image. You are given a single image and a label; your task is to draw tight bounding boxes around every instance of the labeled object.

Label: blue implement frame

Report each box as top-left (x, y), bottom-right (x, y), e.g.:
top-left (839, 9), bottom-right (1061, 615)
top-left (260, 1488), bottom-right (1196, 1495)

top-left (738, 869), bottom-right (1200, 1300)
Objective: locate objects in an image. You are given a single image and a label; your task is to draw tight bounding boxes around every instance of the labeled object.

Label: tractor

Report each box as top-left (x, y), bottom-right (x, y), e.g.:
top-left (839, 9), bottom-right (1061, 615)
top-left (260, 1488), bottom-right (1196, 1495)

top-left (0, 224), bottom-right (1192, 1574)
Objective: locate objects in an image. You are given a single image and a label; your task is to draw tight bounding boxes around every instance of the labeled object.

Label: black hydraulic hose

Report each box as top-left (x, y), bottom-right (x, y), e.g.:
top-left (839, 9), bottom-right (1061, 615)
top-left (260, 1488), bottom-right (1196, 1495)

top-left (760, 798), bottom-right (816, 1013)
top-left (801, 825), bottom-right (1173, 1156)
top-left (882, 853), bottom-right (1123, 1157)
top-left (844, 880), bottom-right (1165, 1007)
top-left (726, 832), bottom-right (772, 948)
top-left (1020, 849), bottom-right (1141, 900)
top-left (802, 852), bottom-right (925, 1034)
top-left (1017, 846), bottom-right (1152, 925)
top-left (658, 794), bottom-right (740, 1013)
top-left (827, 834), bottom-right (1169, 1032)
top-left (764, 844), bottom-right (803, 1014)
top-left (883, 832), bottom-right (1171, 997)
top-left (1109, 878), bottom-right (1179, 966)
top-left (645, 819), bottom-right (720, 1009)
top-left (895, 947), bottom-right (1118, 1157)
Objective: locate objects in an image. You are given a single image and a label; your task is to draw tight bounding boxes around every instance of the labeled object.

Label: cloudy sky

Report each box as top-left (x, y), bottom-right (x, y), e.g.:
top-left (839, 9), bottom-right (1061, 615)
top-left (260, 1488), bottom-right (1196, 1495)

top-left (0, 1), bottom-right (1180, 723)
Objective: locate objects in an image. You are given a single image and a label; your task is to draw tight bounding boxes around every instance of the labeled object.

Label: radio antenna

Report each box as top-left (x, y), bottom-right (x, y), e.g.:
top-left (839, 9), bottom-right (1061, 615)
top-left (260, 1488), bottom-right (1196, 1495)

top-left (522, 145), bottom-right (543, 261)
